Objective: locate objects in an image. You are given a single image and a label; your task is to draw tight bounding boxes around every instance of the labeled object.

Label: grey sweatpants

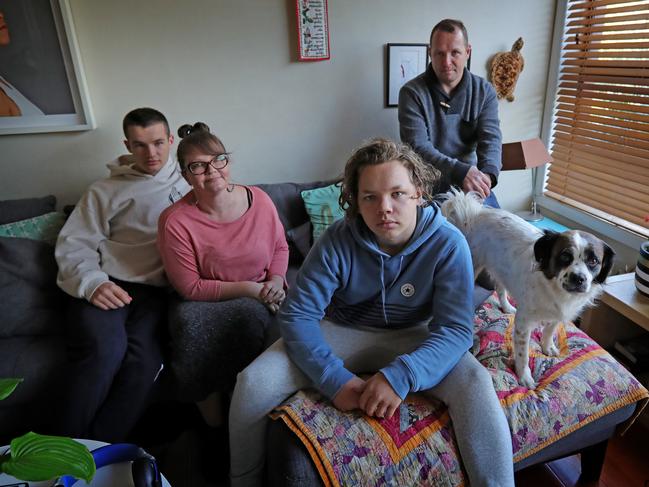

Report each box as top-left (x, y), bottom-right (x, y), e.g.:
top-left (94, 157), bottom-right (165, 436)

top-left (229, 320), bottom-right (514, 487)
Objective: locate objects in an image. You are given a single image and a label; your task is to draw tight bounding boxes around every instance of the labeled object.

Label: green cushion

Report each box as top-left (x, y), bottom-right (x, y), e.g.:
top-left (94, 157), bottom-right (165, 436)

top-left (301, 183), bottom-right (345, 241)
top-left (0, 212), bottom-right (66, 245)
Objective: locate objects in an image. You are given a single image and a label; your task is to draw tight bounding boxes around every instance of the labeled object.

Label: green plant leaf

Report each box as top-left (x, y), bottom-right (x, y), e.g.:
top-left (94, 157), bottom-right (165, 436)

top-left (0, 432), bottom-right (95, 482)
top-left (0, 378), bottom-right (23, 400)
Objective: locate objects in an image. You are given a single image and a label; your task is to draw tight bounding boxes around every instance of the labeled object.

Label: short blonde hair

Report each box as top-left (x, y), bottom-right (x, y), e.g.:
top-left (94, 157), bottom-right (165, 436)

top-left (339, 138), bottom-right (440, 220)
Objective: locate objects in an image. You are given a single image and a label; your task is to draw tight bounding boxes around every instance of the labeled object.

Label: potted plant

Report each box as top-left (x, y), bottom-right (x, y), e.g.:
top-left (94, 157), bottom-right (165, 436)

top-left (0, 378), bottom-right (95, 484)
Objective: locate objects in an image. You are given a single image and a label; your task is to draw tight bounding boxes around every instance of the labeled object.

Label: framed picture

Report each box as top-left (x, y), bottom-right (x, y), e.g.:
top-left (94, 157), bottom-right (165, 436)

top-left (0, 0), bottom-right (94, 135)
top-left (386, 43), bottom-right (429, 107)
top-left (295, 0), bottom-right (330, 61)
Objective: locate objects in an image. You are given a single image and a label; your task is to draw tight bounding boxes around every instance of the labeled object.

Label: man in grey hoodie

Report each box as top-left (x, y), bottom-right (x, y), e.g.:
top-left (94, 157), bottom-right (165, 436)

top-left (54, 107), bottom-right (189, 441)
top-left (398, 18), bottom-right (502, 207)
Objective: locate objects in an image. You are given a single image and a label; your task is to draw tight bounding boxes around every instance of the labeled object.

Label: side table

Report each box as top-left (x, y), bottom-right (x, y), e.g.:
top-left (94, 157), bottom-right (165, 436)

top-left (581, 272), bottom-right (649, 348)
top-left (581, 272), bottom-right (649, 427)
top-left (0, 439), bottom-right (172, 486)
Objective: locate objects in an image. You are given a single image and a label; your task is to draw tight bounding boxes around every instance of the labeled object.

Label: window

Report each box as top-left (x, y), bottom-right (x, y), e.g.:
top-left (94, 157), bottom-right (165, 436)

top-left (544, 0), bottom-right (649, 239)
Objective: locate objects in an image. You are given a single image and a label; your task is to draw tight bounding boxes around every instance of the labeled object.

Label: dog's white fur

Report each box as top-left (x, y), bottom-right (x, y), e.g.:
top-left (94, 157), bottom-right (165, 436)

top-left (440, 189), bottom-right (607, 388)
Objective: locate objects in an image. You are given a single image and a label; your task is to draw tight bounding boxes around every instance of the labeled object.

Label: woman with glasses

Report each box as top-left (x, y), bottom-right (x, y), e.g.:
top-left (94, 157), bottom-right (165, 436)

top-left (157, 122), bottom-right (289, 477)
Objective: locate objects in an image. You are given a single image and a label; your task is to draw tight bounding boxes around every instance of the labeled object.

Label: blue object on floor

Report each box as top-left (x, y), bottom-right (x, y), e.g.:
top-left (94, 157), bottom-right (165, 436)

top-left (529, 217), bottom-right (570, 233)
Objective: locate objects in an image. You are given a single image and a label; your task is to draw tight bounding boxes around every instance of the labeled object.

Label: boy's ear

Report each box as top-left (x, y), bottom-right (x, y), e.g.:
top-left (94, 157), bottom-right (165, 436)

top-left (123, 139), bottom-right (131, 153)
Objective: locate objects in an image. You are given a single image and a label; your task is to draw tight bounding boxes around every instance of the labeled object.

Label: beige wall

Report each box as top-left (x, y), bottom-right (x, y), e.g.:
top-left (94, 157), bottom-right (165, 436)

top-left (0, 0), bottom-right (556, 210)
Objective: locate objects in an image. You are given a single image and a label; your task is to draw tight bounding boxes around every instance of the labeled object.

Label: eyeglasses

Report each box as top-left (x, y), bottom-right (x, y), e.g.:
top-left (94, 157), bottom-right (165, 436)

top-left (186, 153), bottom-right (230, 175)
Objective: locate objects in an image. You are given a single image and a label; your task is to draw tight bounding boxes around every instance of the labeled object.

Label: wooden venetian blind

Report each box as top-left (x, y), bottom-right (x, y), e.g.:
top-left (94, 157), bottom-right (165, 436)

top-left (545, 0), bottom-right (649, 237)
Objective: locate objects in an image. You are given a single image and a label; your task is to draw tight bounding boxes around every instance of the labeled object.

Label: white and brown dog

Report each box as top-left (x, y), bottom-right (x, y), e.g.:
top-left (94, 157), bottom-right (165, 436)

top-left (440, 189), bottom-right (614, 388)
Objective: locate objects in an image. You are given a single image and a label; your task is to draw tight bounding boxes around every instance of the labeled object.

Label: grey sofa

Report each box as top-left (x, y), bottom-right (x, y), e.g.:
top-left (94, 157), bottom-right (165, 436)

top-left (0, 195), bottom-right (69, 440)
top-left (0, 185), bottom-right (639, 485)
top-left (0, 180), bottom-right (334, 442)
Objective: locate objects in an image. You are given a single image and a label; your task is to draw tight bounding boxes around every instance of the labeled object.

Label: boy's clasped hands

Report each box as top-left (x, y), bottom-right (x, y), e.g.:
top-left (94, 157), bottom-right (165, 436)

top-left (333, 373), bottom-right (402, 419)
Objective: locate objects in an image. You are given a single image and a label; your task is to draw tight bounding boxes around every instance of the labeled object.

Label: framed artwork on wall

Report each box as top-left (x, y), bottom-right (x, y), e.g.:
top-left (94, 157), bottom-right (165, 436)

top-left (296, 0), bottom-right (330, 61)
top-left (0, 0), bottom-right (94, 135)
top-left (386, 43), bottom-right (429, 107)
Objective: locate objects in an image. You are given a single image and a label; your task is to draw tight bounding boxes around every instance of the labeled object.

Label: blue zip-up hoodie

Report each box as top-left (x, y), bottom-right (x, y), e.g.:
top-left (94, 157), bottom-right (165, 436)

top-left (278, 204), bottom-right (474, 400)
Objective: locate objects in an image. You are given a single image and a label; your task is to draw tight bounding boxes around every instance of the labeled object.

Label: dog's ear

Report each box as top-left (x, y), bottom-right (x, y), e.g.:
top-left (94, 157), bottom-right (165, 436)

top-left (595, 243), bottom-right (615, 283)
top-left (534, 230), bottom-right (560, 268)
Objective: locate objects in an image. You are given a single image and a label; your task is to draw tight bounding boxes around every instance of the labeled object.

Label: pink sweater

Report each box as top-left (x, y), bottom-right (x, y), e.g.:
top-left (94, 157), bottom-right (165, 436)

top-left (158, 186), bottom-right (289, 301)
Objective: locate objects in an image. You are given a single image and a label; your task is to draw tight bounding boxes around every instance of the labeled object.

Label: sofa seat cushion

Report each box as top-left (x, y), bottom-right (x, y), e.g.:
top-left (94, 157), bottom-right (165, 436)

top-left (271, 293), bottom-right (649, 487)
top-left (0, 237), bottom-right (65, 338)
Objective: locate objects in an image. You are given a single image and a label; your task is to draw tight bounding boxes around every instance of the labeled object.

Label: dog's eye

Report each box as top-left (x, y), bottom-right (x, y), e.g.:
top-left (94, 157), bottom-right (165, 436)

top-left (587, 257), bottom-right (599, 269)
top-left (559, 252), bottom-right (573, 265)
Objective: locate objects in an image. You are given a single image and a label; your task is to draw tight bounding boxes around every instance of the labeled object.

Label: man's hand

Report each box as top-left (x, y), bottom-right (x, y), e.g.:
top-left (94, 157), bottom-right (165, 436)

top-left (462, 166), bottom-right (492, 199)
top-left (359, 372), bottom-right (402, 419)
top-left (332, 376), bottom-right (366, 412)
top-left (259, 275), bottom-right (285, 305)
top-left (90, 282), bottom-right (132, 310)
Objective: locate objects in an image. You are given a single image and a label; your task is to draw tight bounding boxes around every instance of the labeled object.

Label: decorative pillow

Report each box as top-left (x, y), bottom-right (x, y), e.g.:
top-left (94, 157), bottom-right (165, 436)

top-left (0, 211), bottom-right (66, 245)
top-left (0, 237), bottom-right (65, 338)
top-left (301, 183), bottom-right (345, 241)
top-left (271, 293), bottom-right (649, 487)
top-left (286, 221), bottom-right (313, 260)
top-left (0, 195), bottom-right (56, 224)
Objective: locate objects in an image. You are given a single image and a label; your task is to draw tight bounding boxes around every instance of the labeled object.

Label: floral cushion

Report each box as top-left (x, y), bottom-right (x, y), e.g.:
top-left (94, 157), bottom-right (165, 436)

top-left (271, 293), bottom-right (648, 487)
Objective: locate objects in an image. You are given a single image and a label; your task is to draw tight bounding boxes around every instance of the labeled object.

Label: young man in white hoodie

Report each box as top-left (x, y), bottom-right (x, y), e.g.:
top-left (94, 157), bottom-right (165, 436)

top-left (54, 107), bottom-right (189, 442)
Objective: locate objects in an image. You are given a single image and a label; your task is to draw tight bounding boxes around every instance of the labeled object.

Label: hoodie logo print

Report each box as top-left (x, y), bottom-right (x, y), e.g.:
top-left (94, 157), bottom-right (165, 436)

top-left (401, 283), bottom-right (415, 298)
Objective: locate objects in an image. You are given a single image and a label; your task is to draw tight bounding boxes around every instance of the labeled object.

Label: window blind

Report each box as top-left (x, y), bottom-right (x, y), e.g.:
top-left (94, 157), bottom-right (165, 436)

top-left (545, 0), bottom-right (649, 238)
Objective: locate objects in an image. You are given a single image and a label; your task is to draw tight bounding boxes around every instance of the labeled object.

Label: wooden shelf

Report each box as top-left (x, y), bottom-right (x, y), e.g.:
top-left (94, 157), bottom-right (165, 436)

top-left (600, 273), bottom-right (649, 333)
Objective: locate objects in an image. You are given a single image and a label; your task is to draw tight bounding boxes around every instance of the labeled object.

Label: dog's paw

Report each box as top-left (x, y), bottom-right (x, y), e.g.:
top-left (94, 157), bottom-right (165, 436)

top-left (517, 367), bottom-right (535, 389)
top-left (542, 343), bottom-right (560, 357)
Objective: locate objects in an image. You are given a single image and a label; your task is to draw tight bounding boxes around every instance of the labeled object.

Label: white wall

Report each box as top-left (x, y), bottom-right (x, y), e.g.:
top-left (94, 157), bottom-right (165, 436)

top-left (0, 0), bottom-right (556, 210)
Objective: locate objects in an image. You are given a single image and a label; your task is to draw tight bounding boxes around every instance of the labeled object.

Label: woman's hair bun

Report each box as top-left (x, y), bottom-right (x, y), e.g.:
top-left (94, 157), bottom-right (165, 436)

top-left (177, 122), bottom-right (211, 139)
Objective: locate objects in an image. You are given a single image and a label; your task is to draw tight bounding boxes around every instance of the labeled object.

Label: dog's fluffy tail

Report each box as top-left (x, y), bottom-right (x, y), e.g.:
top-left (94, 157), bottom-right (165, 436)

top-left (439, 188), bottom-right (484, 233)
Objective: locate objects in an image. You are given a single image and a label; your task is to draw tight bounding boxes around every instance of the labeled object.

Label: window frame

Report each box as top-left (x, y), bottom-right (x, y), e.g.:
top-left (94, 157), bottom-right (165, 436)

top-left (537, 0), bottom-right (647, 251)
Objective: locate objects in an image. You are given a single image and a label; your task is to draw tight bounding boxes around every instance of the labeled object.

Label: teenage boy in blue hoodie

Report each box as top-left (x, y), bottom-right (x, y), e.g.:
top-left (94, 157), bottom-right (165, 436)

top-left (228, 138), bottom-right (514, 487)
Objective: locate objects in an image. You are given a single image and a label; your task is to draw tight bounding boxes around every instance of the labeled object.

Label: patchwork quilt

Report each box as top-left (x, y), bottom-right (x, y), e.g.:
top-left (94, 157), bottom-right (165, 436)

top-left (271, 293), bottom-right (648, 487)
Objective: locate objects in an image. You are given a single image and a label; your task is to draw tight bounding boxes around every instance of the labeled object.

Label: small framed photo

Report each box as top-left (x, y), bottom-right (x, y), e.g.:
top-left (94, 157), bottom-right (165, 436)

top-left (0, 0), bottom-right (95, 135)
top-left (386, 43), bottom-right (429, 107)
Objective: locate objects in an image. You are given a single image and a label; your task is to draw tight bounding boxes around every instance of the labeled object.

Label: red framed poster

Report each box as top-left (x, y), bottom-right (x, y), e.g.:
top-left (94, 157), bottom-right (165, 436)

top-left (296, 0), bottom-right (330, 61)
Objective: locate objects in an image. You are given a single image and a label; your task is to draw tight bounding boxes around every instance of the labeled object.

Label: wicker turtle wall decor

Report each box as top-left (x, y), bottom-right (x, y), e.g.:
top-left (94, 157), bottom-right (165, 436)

top-left (489, 37), bottom-right (524, 102)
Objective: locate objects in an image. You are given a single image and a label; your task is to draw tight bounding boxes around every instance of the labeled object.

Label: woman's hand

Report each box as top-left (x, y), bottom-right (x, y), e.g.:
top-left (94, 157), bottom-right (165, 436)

top-left (359, 372), bottom-right (401, 419)
top-left (332, 376), bottom-right (365, 412)
top-left (259, 275), bottom-right (285, 305)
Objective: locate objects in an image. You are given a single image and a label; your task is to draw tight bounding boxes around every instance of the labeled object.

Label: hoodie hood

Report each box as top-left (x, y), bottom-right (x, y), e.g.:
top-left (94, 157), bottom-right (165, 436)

top-left (107, 155), bottom-right (180, 180)
top-left (348, 204), bottom-right (446, 258)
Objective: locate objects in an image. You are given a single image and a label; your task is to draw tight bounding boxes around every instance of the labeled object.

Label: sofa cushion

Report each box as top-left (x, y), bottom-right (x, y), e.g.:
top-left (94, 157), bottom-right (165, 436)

top-left (257, 180), bottom-right (339, 233)
top-left (0, 195), bottom-right (56, 225)
top-left (0, 211), bottom-right (66, 244)
top-left (286, 221), bottom-right (312, 260)
top-left (0, 237), bottom-right (65, 338)
top-left (301, 182), bottom-right (345, 241)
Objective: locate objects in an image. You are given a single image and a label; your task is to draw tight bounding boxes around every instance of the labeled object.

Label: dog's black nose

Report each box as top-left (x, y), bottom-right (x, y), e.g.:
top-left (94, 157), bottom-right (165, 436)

top-left (570, 273), bottom-right (586, 286)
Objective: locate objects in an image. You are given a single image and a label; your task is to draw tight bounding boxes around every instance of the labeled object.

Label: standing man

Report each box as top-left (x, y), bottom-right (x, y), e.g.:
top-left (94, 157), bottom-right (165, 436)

top-left (55, 107), bottom-right (189, 442)
top-left (399, 19), bottom-right (502, 207)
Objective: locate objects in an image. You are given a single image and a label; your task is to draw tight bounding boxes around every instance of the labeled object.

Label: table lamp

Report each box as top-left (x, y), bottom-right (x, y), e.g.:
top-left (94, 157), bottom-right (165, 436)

top-left (501, 138), bottom-right (553, 222)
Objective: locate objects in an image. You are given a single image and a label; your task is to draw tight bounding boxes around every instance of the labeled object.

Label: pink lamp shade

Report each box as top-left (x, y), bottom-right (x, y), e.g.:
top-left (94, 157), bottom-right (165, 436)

top-left (501, 138), bottom-right (553, 171)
